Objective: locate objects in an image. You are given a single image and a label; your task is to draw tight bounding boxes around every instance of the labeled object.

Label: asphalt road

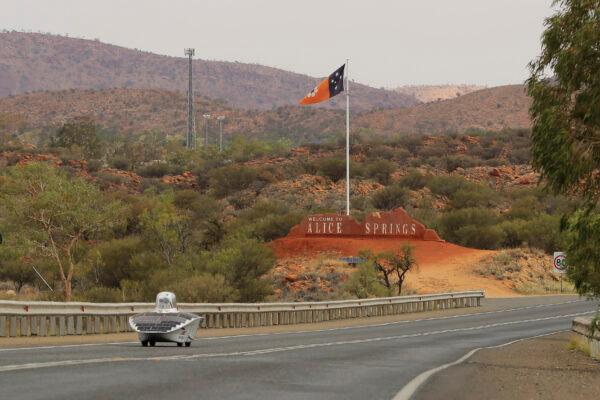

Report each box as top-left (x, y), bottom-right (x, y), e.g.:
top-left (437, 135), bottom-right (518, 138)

top-left (0, 295), bottom-right (596, 400)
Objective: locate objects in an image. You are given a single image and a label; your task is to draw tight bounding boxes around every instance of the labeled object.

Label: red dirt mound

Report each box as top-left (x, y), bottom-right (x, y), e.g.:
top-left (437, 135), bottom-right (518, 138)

top-left (271, 237), bottom-right (514, 297)
top-left (273, 237), bottom-right (479, 266)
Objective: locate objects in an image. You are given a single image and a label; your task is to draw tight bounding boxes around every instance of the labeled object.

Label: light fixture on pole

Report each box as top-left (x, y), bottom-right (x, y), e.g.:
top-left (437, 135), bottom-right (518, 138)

top-left (202, 114), bottom-right (211, 147)
top-left (217, 116), bottom-right (225, 152)
top-left (184, 48), bottom-right (195, 149)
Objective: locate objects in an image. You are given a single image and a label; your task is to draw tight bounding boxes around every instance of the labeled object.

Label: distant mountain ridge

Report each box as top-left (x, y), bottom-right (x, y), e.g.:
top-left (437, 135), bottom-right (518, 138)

top-left (0, 85), bottom-right (531, 141)
top-left (394, 84), bottom-right (487, 103)
top-left (0, 31), bottom-right (418, 111)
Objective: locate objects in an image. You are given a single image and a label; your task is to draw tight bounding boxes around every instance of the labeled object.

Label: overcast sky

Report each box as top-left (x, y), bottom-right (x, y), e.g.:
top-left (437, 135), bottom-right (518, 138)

top-left (2, 0), bottom-right (556, 88)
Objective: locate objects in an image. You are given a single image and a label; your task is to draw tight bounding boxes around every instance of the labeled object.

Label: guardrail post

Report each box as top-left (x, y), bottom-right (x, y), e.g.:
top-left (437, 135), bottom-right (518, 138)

top-left (58, 316), bottom-right (66, 336)
top-left (38, 316), bottom-right (46, 336)
top-left (0, 316), bottom-right (6, 337)
top-left (19, 316), bottom-right (28, 336)
top-left (75, 316), bottom-right (83, 334)
top-left (31, 316), bottom-right (39, 336)
top-left (93, 316), bottom-right (100, 334)
top-left (119, 316), bottom-right (127, 333)
top-left (48, 316), bottom-right (56, 336)
top-left (9, 316), bottom-right (17, 337)
top-left (67, 316), bottom-right (75, 335)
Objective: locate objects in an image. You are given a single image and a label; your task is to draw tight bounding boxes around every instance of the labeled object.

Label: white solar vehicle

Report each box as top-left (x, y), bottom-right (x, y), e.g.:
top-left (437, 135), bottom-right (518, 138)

top-left (129, 292), bottom-right (203, 347)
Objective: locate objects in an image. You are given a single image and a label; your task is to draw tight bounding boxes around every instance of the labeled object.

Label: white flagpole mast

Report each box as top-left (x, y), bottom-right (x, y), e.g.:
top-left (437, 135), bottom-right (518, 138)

top-left (345, 58), bottom-right (350, 216)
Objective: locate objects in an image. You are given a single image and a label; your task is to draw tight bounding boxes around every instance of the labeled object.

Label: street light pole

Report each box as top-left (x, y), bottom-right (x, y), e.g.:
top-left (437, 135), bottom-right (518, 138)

top-left (202, 114), bottom-right (211, 147)
top-left (217, 116), bottom-right (225, 152)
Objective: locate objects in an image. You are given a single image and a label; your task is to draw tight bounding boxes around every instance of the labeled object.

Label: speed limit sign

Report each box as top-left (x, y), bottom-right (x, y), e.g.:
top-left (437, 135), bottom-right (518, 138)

top-left (553, 252), bottom-right (567, 274)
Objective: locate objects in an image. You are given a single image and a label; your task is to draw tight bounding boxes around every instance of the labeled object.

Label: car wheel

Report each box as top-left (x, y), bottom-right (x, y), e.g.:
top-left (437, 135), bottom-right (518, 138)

top-left (149, 341), bottom-right (156, 347)
top-left (141, 341), bottom-right (148, 347)
top-left (177, 342), bottom-right (183, 347)
top-left (185, 342), bottom-right (191, 347)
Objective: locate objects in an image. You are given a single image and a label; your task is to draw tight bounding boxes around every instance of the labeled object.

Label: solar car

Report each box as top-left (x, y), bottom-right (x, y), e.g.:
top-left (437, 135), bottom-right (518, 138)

top-left (129, 292), bottom-right (203, 347)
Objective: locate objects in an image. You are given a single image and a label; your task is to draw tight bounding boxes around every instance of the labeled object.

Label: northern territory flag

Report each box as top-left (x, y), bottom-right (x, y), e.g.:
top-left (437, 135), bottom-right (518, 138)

top-left (300, 64), bottom-right (345, 105)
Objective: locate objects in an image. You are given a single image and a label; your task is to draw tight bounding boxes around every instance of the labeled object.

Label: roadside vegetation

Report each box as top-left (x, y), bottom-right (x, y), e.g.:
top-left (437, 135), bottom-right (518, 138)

top-left (0, 106), bottom-right (576, 302)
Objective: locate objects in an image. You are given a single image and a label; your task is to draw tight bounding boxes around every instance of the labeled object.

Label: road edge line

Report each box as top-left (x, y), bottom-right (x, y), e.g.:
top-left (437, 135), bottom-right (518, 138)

top-left (391, 329), bottom-right (568, 400)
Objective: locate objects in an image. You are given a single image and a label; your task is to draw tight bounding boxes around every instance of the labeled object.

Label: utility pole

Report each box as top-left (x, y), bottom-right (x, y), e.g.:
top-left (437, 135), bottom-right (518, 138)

top-left (203, 114), bottom-right (211, 147)
top-left (184, 48), bottom-right (195, 149)
top-left (217, 116), bottom-right (225, 152)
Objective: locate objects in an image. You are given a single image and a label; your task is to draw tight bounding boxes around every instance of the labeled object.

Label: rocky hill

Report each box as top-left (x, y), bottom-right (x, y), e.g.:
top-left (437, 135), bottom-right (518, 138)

top-left (356, 85), bottom-right (531, 134)
top-left (394, 84), bottom-right (487, 103)
top-left (0, 84), bottom-right (531, 140)
top-left (0, 31), bottom-right (417, 111)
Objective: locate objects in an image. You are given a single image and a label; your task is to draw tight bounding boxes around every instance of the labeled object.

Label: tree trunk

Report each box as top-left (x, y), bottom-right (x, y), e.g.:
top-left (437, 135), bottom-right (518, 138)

top-left (63, 277), bottom-right (72, 302)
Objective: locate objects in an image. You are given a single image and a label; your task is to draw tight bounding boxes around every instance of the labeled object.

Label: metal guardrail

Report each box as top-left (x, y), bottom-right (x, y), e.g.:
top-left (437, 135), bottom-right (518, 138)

top-left (571, 316), bottom-right (600, 360)
top-left (0, 290), bottom-right (484, 338)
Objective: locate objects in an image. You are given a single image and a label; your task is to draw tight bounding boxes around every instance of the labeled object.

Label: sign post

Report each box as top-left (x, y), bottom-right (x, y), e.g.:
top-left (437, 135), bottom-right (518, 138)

top-left (553, 252), bottom-right (567, 293)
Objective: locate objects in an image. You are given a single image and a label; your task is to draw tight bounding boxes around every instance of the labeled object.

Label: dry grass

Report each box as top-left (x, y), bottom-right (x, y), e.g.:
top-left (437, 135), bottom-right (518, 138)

top-left (515, 280), bottom-right (576, 295)
top-left (567, 337), bottom-right (591, 357)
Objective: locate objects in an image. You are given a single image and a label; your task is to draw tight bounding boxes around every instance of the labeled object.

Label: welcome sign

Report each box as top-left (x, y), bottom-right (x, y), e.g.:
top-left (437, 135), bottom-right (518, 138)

top-left (288, 208), bottom-right (442, 241)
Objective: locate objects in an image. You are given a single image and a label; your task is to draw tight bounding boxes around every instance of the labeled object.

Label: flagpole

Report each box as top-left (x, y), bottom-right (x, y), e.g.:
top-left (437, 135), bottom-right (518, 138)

top-left (345, 58), bottom-right (350, 216)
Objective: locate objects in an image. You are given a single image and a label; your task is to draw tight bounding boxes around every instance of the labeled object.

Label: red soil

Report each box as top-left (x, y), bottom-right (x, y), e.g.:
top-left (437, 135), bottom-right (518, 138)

top-left (273, 237), bottom-right (469, 265)
top-left (272, 237), bottom-right (514, 297)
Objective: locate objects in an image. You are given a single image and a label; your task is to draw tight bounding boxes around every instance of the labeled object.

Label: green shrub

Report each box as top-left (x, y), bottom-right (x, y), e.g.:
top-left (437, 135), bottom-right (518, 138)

top-left (207, 237), bottom-right (275, 302)
top-left (343, 263), bottom-right (389, 299)
top-left (317, 157), bottom-right (346, 182)
top-left (367, 144), bottom-right (396, 160)
top-left (454, 224), bottom-right (506, 249)
top-left (446, 155), bottom-right (478, 172)
top-left (110, 157), bottom-right (131, 170)
top-left (250, 214), bottom-right (302, 241)
top-left (438, 208), bottom-right (503, 249)
top-left (428, 175), bottom-right (469, 197)
top-left (449, 184), bottom-right (496, 209)
top-left (399, 170), bottom-right (428, 190)
top-left (498, 215), bottom-right (561, 252)
top-left (506, 196), bottom-right (541, 220)
top-left (94, 171), bottom-right (126, 188)
top-left (366, 159), bottom-right (396, 185)
top-left (96, 237), bottom-right (146, 287)
top-left (498, 219), bottom-right (529, 248)
top-left (137, 162), bottom-right (170, 178)
top-left (522, 214), bottom-right (563, 253)
top-left (209, 164), bottom-right (259, 197)
top-left (371, 184), bottom-right (409, 210)
top-left (87, 159), bottom-right (103, 172)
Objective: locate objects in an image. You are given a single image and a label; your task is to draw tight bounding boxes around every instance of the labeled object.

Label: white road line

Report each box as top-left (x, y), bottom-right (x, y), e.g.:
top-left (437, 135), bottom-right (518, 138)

top-left (0, 342), bottom-right (138, 353)
top-left (0, 310), bottom-right (593, 373)
top-left (0, 298), bottom-right (588, 353)
top-left (391, 330), bottom-right (569, 400)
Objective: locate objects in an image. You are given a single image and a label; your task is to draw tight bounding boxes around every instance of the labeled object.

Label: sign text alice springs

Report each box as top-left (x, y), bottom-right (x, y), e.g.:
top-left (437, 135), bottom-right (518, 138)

top-left (287, 208), bottom-right (442, 241)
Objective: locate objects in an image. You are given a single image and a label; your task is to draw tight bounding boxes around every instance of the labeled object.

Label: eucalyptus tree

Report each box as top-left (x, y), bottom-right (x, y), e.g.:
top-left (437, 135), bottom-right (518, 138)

top-left (1, 163), bottom-right (125, 301)
top-left (527, 0), bottom-right (600, 296)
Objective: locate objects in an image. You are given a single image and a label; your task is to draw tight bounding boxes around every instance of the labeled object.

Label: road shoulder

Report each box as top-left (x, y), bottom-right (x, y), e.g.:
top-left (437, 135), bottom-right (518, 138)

top-left (413, 331), bottom-right (600, 400)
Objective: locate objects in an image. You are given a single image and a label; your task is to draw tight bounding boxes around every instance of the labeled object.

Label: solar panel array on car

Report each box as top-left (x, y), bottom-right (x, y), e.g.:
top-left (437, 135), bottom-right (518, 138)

top-left (130, 312), bottom-right (198, 333)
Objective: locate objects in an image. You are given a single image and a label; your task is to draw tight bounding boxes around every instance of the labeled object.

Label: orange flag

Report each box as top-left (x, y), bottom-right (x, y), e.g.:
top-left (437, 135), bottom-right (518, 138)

top-left (300, 64), bottom-right (345, 106)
